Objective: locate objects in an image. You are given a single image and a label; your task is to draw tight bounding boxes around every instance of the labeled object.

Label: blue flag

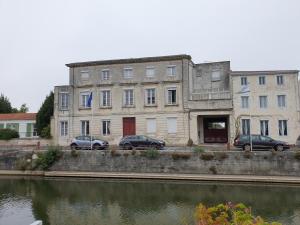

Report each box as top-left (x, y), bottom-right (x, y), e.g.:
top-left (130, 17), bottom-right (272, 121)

top-left (87, 92), bottom-right (93, 107)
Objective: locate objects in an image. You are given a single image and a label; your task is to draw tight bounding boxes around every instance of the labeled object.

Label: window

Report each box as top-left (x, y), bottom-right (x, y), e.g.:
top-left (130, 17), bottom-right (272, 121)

top-left (167, 88), bottom-right (177, 105)
top-left (211, 70), bottom-right (221, 81)
top-left (260, 120), bottom-right (269, 136)
top-left (123, 68), bottom-right (133, 79)
top-left (145, 88), bottom-right (156, 105)
top-left (100, 90), bottom-right (111, 107)
top-left (60, 121), bottom-right (68, 136)
top-left (81, 120), bottom-right (89, 136)
top-left (146, 118), bottom-right (156, 133)
top-left (146, 67), bottom-right (155, 78)
top-left (81, 71), bottom-right (89, 80)
top-left (33, 124), bottom-right (38, 136)
top-left (123, 89), bottom-right (134, 106)
top-left (277, 95), bottom-right (286, 108)
top-left (207, 122), bottom-right (226, 129)
top-left (241, 119), bottom-right (250, 135)
top-left (0, 123), bottom-right (4, 129)
top-left (167, 117), bottom-right (177, 133)
top-left (277, 75), bottom-right (284, 85)
top-left (102, 120), bottom-right (110, 136)
top-left (259, 76), bottom-right (265, 85)
top-left (241, 96), bottom-right (249, 108)
top-left (101, 70), bottom-right (110, 80)
top-left (279, 120), bottom-right (287, 136)
top-left (259, 96), bottom-right (268, 108)
top-left (241, 77), bottom-right (247, 86)
top-left (59, 92), bottom-right (69, 110)
top-left (80, 92), bottom-right (91, 108)
top-left (167, 65), bottom-right (176, 76)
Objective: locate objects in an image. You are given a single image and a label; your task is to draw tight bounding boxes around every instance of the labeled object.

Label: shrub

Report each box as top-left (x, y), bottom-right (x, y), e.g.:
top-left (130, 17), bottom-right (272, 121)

top-left (131, 149), bottom-right (136, 155)
top-left (195, 202), bottom-right (281, 225)
top-left (71, 149), bottom-right (79, 158)
top-left (144, 148), bottom-right (159, 159)
top-left (16, 158), bottom-right (31, 171)
top-left (294, 151), bottom-right (300, 160)
top-left (187, 138), bottom-right (193, 147)
top-left (193, 146), bottom-right (205, 154)
top-left (40, 125), bottom-right (51, 138)
top-left (0, 128), bottom-right (19, 140)
top-left (110, 149), bottom-right (121, 157)
top-left (209, 166), bottom-right (217, 174)
top-left (171, 152), bottom-right (191, 160)
top-left (244, 150), bottom-right (253, 159)
top-left (200, 152), bottom-right (214, 161)
top-left (35, 145), bottom-right (63, 170)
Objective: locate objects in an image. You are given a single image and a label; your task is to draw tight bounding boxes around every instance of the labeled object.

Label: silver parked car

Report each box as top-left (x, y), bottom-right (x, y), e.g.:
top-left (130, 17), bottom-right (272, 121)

top-left (70, 136), bottom-right (109, 150)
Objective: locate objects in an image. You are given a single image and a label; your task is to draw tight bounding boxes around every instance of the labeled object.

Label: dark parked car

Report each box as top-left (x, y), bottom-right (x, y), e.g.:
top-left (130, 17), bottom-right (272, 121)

top-left (119, 135), bottom-right (165, 150)
top-left (70, 136), bottom-right (109, 150)
top-left (234, 135), bottom-right (289, 151)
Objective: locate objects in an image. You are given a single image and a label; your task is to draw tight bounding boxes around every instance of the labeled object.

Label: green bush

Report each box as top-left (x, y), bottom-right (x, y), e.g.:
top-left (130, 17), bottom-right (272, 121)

top-left (193, 146), bottom-right (205, 154)
top-left (40, 125), bottom-right (51, 138)
top-left (71, 149), bottom-right (79, 158)
top-left (171, 152), bottom-right (191, 160)
top-left (144, 148), bottom-right (159, 159)
top-left (200, 152), bottom-right (214, 161)
top-left (0, 128), bottom-right (19, 140)
top-left (35, 145), bottom-right (62, 170)
top-left (110, 149), bottom-right (121, 157)
top-left (294, 151), bottom-right (300, 160)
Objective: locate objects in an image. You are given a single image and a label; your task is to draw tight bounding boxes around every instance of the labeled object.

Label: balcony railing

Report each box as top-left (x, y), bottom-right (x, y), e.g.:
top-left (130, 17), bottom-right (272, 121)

top-left (191, 88), bottom-right (231, 100)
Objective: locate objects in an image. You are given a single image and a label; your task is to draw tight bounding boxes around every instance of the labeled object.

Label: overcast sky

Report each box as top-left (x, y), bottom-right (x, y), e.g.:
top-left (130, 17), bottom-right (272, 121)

top-left (0, 0), bottom-right (299, 112)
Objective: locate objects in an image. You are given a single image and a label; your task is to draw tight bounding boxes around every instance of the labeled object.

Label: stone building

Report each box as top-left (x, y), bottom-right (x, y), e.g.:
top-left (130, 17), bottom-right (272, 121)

top-left (52, 54), bottom-right (300, 146)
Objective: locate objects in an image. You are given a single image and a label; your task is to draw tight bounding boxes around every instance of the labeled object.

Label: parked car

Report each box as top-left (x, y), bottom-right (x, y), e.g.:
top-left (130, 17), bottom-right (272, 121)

top-left (119, 135), bottom-right (165, 150)
top-left (296, 135), bottom-right (300, 147)
top-left (70, 136), bottom-right (109, 150)
top-left (234, 135), bottom-right (289, 151)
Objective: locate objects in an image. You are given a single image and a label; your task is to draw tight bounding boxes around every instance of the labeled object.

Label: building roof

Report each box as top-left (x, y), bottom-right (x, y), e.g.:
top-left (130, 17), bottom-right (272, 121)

top-left (0, 113), bottom-right (36, 121)
top-left (230, 70), bottom-right (299, 76)
top-left (66, 54), bottom-right (192, 68)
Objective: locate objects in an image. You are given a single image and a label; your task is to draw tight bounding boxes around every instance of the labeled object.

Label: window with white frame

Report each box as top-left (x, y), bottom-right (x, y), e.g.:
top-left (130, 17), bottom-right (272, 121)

top-left (81, 120), bottom-right (89, 136)
top-left (146, 118), bottom-right (156, 133)
top-left (279, 120), bottom-right (287, 136)
top-left (277, 75), bottom-right (284, 85)
top-left (259, 96), bottom-right (268, 108)
top-left (145, 88), bottom-right (156, 105)
top-left (277, 95), bottom-right (286, 108)
top-left (241, 77), bottom-right (247, 86)
top-left (102, 120), bottom-right (110, 135)
top-left (241, 119), bottom-right (250, 135)
top-left (167, 65), bottom-right (176, 76)
top-left (167, 117), bottom-right (177, 134)
top-left (241, 96), bottom-right (249, 108)
top-left (146, 67), bottom-right (155, 78)
top-left (211, 70), bottom-right (221, 81)
top-left (167, 88), bottom-right (177, 105)
top-left (123, 89), bottom-right (134, 106)
top-left (260, 120), bottom-right (269, 136)
top-left (123, 68), bottom-right (133, 79)
top-left (259, 76), bottom-right (266, 85)
top-left (59, 92), bottom-right (69, 110)
top-left (60, 121), bottom-right (68, 136)
top-left (100, 90), bottom-right (111, 107)
top-left (101, 70), bottom-right (110, 80)
top-left (80, 71), bottom-right (90, 80)
top-left (80, 92), bottom-right (91, 108)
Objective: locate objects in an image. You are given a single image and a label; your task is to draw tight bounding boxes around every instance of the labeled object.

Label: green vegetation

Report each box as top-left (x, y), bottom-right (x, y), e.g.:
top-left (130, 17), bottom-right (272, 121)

top-left (0, 128), bottom-right (19, 140)
top-left (36, 91), bottom-right (54, 138)
top-left (171, 152), bottom-right (191, 160)
top-left (110, 149), bottom-right (121, 157)
top-left (200, 152), bottom-right (215, 161)
top-left (35, 145), bottom-right (63, 170)
top-left (71, 149), bottom-right (79, 158)
top-left (193, 146), bottom-right (205, 154)
top-left (194, 203), bottom-right (281, 225)
top-left (294, 151), bottom-right (300, 160)
top-left (141, 148), bottom-right (159, 159)
top-left (0, 94), bottom-right (28, 113)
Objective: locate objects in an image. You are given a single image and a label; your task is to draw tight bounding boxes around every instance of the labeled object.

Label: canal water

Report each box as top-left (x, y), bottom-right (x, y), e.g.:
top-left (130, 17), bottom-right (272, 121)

top-left (0, 177), bottom-right (299, 225)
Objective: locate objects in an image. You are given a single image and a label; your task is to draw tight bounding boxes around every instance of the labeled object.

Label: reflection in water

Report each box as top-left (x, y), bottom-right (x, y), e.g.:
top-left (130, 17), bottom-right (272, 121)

top-left (0, 177), bottom-right (300, 225)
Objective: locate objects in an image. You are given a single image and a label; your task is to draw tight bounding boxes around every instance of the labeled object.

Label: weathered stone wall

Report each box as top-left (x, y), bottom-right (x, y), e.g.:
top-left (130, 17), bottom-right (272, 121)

top-left (1, 150), bottom-right (300, 176)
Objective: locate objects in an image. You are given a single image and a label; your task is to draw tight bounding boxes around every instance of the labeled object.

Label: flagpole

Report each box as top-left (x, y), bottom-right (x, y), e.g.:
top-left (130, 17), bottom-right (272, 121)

top-left (250, 95), bottom-right (252, 152)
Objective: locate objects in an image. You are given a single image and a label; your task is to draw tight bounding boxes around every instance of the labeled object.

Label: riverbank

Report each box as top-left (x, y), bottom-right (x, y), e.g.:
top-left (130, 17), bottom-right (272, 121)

top-left (1, 170), bottom-right (300, 184)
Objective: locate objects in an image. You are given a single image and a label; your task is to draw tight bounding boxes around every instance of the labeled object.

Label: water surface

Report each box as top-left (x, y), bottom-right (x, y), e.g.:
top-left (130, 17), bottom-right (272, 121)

top-left (0, 177), bottom-right (300, 225)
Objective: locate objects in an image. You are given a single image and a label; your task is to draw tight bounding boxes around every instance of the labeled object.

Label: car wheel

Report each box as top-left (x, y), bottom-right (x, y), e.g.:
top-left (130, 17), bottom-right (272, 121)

top-left (275, 145), bottom-right (283, 151)
top-left (124, 143), bottom-right (132, 150)
top-left (243, 144), bottom-right (251, 151)
top-left (70, 144), bottom-right (78, 150)
top-left (93, 144), bottom-right (101, 150)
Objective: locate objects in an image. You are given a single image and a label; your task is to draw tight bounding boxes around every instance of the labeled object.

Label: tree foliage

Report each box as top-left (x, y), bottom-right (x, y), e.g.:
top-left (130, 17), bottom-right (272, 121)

top-left (36, 91), bottom-right (54, 137)
top-left (0, 94), bottom-right (13, 113)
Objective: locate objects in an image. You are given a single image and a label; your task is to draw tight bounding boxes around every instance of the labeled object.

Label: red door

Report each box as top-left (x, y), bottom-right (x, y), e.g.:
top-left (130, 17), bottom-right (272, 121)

top-left (123, 117), bottom-right (136, 136)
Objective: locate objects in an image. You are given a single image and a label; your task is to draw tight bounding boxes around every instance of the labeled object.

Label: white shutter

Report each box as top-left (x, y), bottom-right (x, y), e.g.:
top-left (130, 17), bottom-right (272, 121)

top-left (167, 117), bottom-right (177, 133)
top-left (147, 118), bottom-right (156, 133)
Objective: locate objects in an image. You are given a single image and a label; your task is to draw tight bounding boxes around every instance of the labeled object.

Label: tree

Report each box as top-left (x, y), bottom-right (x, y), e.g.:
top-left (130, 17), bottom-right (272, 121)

top-left (0, 94), bottom-right (13, 113)
top-left (36, 91), bottom-right (54, 137)
top-left (19, 103), bottom-right (29, 113)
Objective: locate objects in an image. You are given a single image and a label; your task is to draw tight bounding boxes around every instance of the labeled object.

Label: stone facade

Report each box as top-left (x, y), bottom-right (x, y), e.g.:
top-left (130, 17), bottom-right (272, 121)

top-left (52, 55), bottom-right (300, 146)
